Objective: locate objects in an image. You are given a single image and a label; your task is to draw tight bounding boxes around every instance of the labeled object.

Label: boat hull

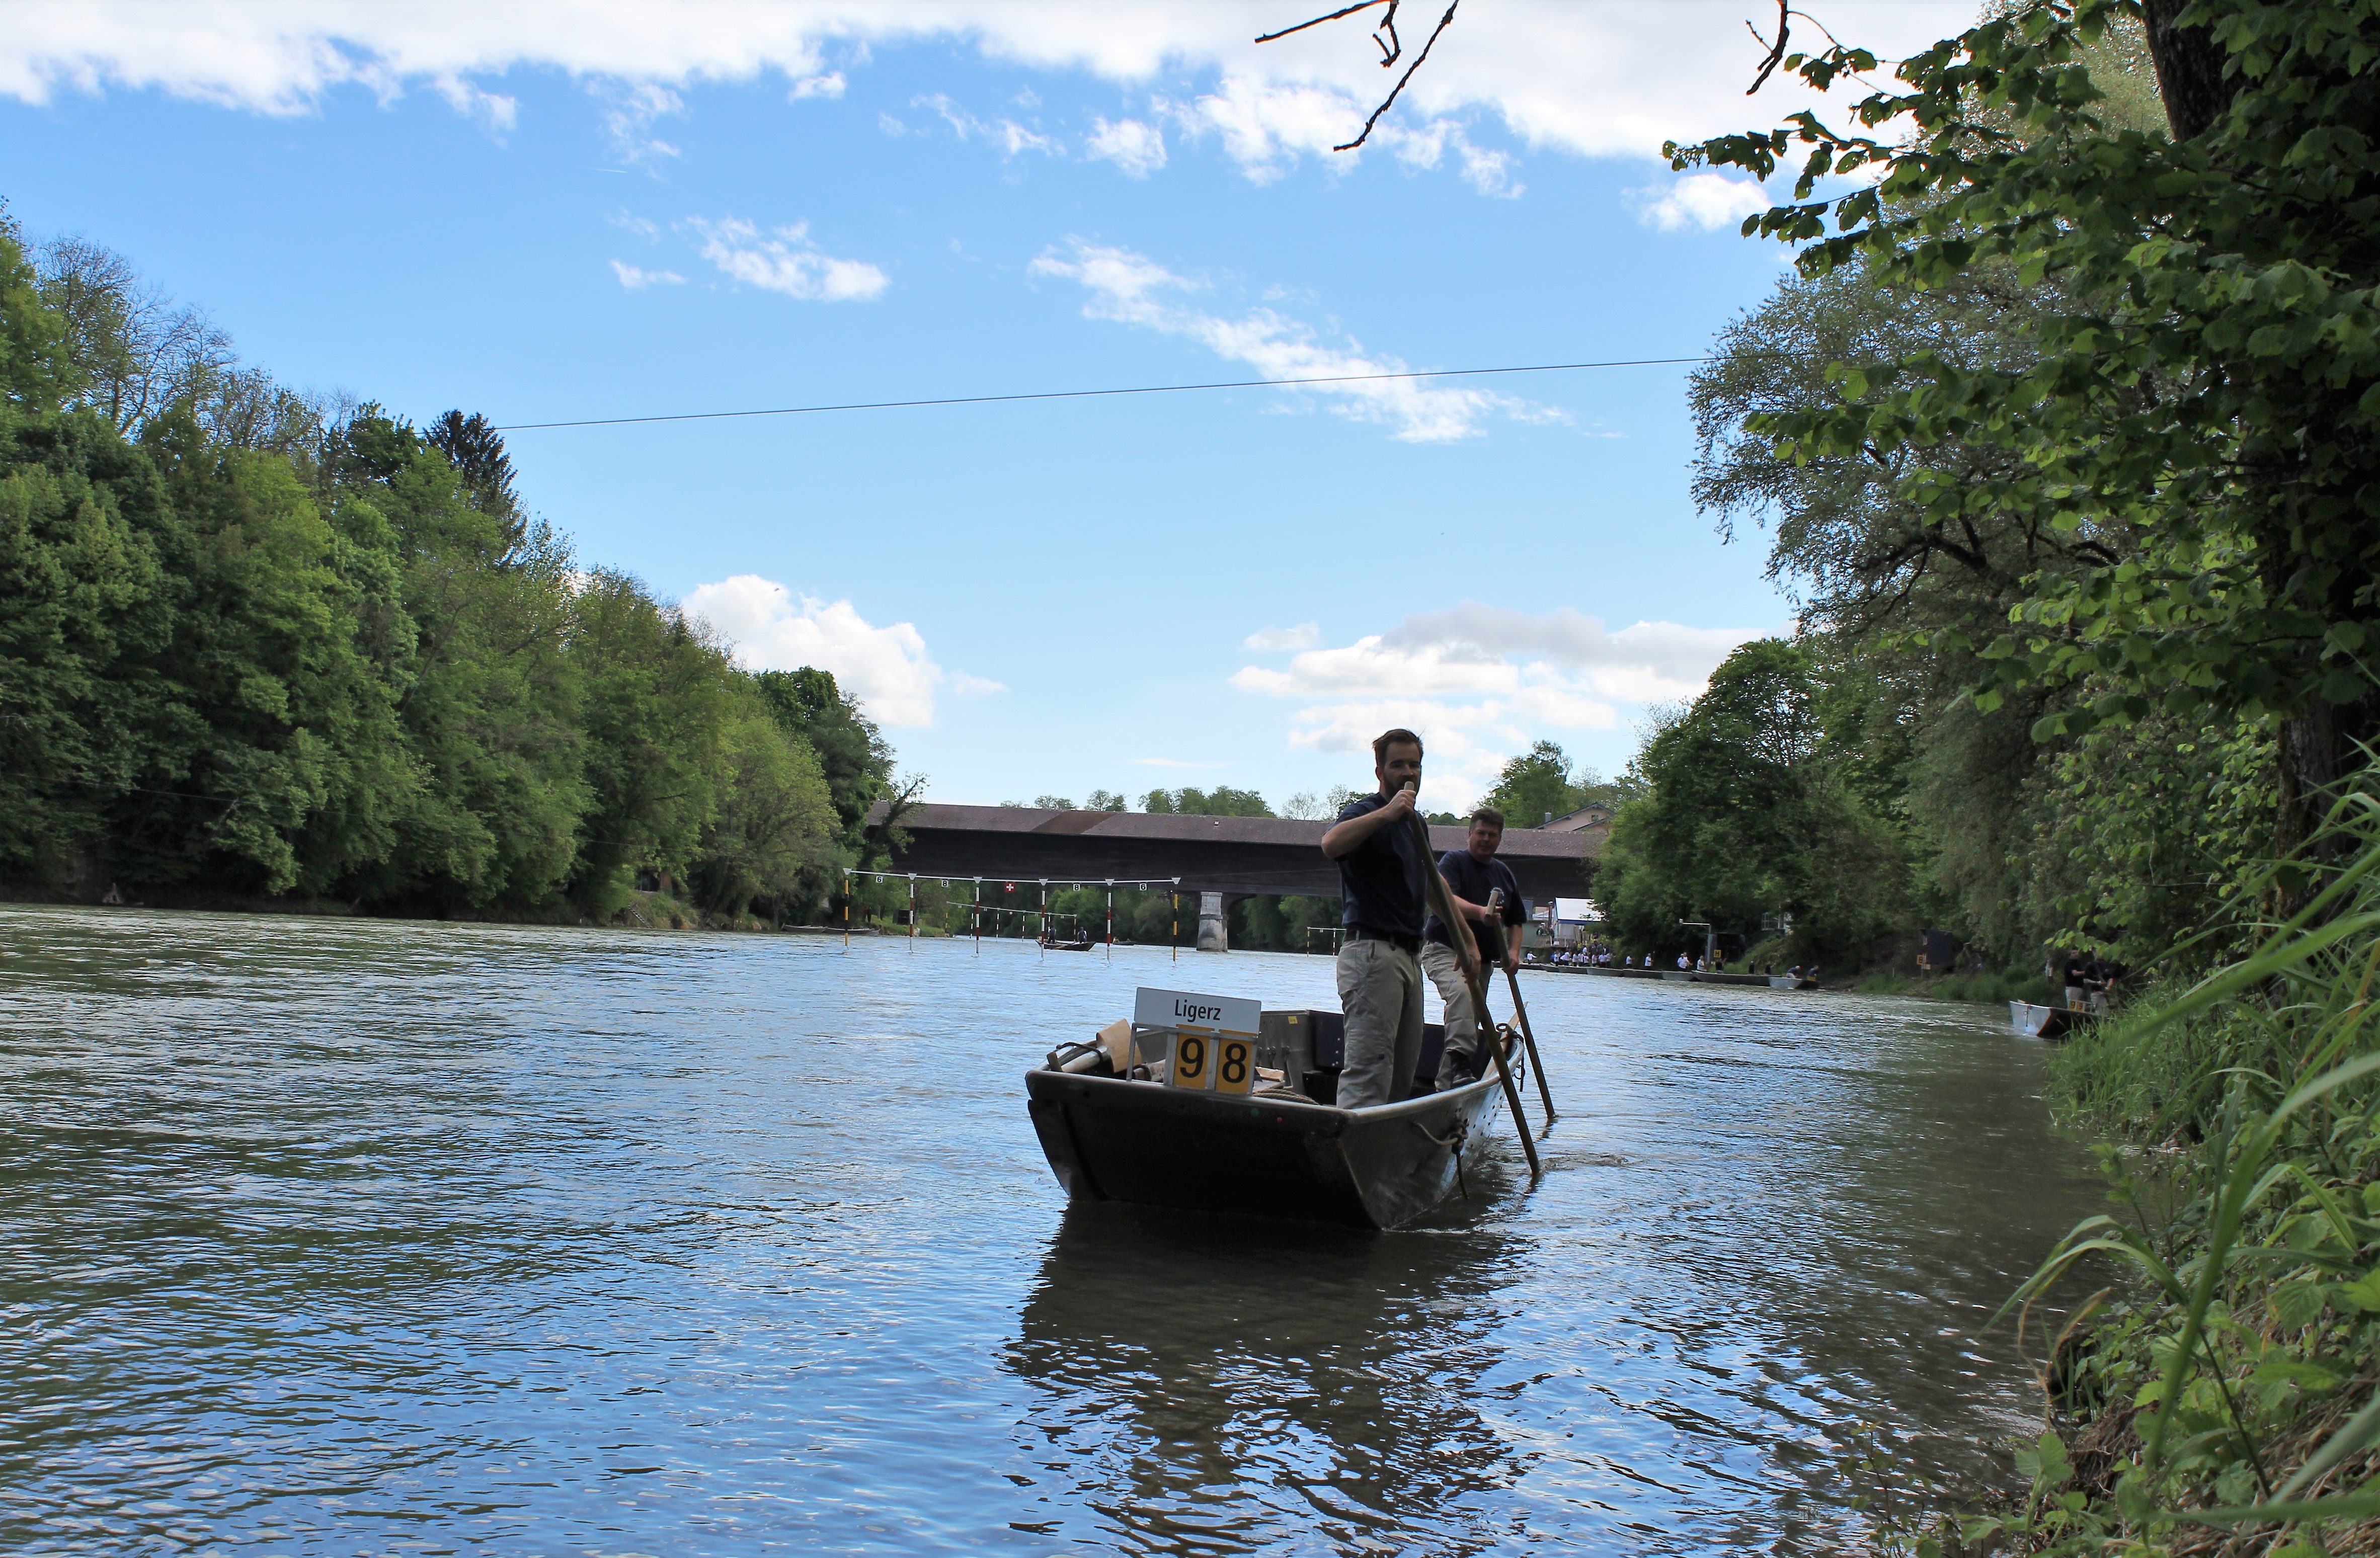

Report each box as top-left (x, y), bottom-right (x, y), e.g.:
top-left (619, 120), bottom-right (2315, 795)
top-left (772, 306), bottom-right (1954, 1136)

top-left (1025, 1066), bottom-right (1508, 1231)
top-left (2010, 1000), bottom-right (2082, 1040)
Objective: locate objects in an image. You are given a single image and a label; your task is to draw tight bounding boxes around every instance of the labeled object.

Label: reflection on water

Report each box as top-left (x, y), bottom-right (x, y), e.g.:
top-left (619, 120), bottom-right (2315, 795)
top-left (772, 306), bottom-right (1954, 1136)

top-left (1009, 1205), bottom-right (1528, 1554)
top-left (0, 906), bottom-right (2105, 1554)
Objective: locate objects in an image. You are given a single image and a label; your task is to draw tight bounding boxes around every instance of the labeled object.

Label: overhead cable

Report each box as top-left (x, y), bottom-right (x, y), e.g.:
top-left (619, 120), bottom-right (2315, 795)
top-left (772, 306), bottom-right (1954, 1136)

top-left (491, 356), bottom-right (1708, 433)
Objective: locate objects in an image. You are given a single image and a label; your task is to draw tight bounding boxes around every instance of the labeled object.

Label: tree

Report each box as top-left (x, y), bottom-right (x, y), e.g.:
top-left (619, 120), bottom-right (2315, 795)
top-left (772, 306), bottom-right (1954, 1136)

top-left (749, 667), bottom-right (894, 850)
top-left (1142, 786), bottom-right (1274, 816)
top-left (1599, 639), bottom-right (1907, 963)
top-left (564, 571), bottom-right (737, 916)
top-left (34, 235), bottom-right (235, 433)
top-left (426, 409), bottom-right (523, 550)
top-left (688, 692), bottom-right (837, 919)
top-left (1678, 0), bottom-right (2380, 876)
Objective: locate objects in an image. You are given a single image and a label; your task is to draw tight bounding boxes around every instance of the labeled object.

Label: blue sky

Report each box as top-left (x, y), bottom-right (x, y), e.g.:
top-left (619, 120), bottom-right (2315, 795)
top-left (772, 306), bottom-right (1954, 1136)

top-left (0, 2), bottom-right (1974, 812)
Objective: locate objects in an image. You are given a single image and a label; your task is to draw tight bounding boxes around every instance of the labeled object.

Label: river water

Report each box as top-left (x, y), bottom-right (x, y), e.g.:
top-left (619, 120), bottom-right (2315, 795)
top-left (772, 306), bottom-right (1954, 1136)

top-left (0, 906), bottom-right (2107, 1555)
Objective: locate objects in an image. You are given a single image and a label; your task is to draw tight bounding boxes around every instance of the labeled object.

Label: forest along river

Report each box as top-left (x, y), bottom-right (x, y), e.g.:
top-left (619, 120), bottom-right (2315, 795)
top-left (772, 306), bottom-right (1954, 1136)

top-left (0, 905), bottom-right (2106, 1555)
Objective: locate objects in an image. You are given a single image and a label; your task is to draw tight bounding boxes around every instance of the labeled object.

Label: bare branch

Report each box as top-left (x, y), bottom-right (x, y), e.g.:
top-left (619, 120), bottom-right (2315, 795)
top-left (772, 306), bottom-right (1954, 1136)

top-left (1333, 1), bottom-right (1458, 151)
top-left (1747, 0), bottom-right (1792, 94)
top-left (1254, 0), bottom-right (1391, 47)
top-left (1257, 0), bottom-right (1456, 152)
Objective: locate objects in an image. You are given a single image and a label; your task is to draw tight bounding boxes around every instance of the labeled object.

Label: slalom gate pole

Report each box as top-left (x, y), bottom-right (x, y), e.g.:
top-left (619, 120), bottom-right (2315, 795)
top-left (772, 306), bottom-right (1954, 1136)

top-left (908, 875), bottom-right (916, 951)
top-left (973, 878), bottom-right (982, 954)
top-left (1170, 892), bottom-right (1178, 962)
top-left (1105, 882), bottom-right (1114, 959)
top-left (842, 873), bottom-right (850, 949)
top-left (1407, 810), bottom-right (1539, 1177)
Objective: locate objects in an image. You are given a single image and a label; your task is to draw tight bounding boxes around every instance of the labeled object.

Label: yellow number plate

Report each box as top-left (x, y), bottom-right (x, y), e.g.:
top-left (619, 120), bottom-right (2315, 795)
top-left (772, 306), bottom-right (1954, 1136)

top-left (1168, 1031), bottom-right (1254, 1094)
top-left (1213, 1036), bottom-right (1254, 1096)
top-left (1169, 1031), bottom-right (1212, 1089)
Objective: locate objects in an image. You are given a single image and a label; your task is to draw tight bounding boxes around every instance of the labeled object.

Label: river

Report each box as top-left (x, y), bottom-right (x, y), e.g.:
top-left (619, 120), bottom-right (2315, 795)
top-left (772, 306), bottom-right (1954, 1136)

top-left (0, 905), bottom-right (2106, 1555)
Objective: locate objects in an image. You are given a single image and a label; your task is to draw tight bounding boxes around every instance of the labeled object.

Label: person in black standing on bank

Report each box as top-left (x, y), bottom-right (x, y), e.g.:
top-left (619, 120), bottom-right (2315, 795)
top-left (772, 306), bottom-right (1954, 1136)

top-left (1319, 729), bottom-right (1430, 1109)
top-left (1421, 806), bottom-right (1526, 1084)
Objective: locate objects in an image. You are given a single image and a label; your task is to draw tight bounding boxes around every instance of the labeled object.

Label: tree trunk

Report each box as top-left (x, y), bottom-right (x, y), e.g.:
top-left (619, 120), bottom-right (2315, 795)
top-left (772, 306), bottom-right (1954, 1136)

top-left (2141, 0), bottom-right (2238, 141)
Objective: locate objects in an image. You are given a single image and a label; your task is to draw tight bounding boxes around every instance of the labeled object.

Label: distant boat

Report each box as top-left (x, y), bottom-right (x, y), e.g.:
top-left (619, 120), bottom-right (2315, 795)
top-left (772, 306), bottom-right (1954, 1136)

top-left (1040, 936), bottom-right (1099, 952)
top-left (1026, 1009), bottom-right (1515, 1229)
top-left (1523, 962), bottom-right (1814, 990)
top-left (2010, 1000), bottom-right (2084, 1040)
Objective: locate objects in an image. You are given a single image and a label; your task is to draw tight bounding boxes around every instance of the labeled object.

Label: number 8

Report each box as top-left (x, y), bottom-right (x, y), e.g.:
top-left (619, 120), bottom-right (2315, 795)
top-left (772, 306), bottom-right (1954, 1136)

top-left (1220, 1044), bottom-right (1247, 1085)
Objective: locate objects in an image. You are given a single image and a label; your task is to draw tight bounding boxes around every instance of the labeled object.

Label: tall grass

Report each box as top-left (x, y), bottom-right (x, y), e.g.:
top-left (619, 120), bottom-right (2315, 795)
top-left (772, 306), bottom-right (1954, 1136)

top-left (1958, 793), bottom-right (2380, 1550)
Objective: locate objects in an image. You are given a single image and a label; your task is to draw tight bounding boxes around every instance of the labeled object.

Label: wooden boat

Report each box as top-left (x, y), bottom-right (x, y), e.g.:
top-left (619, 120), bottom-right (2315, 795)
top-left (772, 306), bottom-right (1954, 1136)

top-left (2010, 1000), bottom-right (2085, 1040)
top-left (1025, 1007), bottom-right (1516, 1230)
top-left (1041, 938), bottom-right (1098, 952)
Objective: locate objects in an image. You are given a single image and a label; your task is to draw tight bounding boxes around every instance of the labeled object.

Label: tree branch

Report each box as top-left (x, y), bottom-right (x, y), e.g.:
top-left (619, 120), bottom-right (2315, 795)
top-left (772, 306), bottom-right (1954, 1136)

top-left (1258, 0), bottom-right (1459, 152)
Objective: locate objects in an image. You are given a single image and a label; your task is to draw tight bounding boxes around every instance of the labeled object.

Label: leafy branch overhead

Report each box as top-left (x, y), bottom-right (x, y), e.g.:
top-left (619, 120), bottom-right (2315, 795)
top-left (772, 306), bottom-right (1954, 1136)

top-left (1671, 0), bottom-right (2380, 866)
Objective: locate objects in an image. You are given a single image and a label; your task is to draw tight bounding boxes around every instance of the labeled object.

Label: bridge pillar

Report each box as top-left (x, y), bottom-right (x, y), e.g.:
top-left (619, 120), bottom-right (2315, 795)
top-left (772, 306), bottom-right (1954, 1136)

top-left (1196, 891), bottom-right (1229, 953)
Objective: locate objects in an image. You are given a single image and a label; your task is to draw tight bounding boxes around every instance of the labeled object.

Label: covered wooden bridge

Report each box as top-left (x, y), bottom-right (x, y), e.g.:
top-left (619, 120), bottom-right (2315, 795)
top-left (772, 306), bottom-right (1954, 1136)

top-left (863, 802), bottom-right (1604, 950)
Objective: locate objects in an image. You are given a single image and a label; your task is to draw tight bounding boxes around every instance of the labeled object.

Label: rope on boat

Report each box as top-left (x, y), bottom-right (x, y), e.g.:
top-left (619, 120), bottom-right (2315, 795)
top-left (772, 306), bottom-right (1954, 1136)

top-left (1411, 1115), bottom-right (1471, 1200)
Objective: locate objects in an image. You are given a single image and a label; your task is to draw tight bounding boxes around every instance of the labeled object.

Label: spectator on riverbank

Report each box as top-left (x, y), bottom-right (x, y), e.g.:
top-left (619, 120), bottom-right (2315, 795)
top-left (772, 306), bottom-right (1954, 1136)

top-left (2062, 950), bottom-right (2089, 1011)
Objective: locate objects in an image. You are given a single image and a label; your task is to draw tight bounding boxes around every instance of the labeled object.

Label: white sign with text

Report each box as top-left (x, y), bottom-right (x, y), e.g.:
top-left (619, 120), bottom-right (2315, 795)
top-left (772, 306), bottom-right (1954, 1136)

top-left (1134, 986), bottom-right (1259, 1037)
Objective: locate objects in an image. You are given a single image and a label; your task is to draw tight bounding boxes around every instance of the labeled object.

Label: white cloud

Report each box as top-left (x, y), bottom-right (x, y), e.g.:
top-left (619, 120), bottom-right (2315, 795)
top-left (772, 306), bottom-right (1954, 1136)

top-left (610, 259), bottom-right (684, 288)
top-left (1162, 75), bottom-right (1358, 184)
top-left (1028, 240), bottom-right (1551, 443)
top-left (0, 5), bottom-right (1982, 180)
top-left (433, 73), bottom-right (516, 132)
top-left (1084, 115), bottom-right (1165, 178)
top-left (1630, 172), bottom-right (1771, 232)
top-left (594, 79), bottom-right (682, 168)
top-left (790, 69), bottom-right (844, 99)
top-left (1132, 757), bottom-right (1228, 769)
top-left (947, 672), bottom-right (1007, 696)
top-left (685, 575), bottom-right (957, 726)
top-left (1243, 621), bottom-right (1318, 651)
top-left (685, 217), bottom-right (889, 301)
top-left (915, 93), bottom-right (1060, 156)
top-left (1231, 601), bottom-right (1768, 807)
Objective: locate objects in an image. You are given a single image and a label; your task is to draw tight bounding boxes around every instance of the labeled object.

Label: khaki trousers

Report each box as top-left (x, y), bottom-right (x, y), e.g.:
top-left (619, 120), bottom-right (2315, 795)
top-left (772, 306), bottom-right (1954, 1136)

top-left (1420, 941), bottom-right (1480, 1074)
top-left (1335, 937), bottom-right (1423, 1109)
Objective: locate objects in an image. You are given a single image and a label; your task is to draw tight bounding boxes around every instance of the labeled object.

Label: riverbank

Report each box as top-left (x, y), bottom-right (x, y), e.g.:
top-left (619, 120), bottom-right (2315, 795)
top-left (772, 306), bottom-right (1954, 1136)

top-left (0, 881), bottom-right (819, 935)
top-left (1888, 847), bottom-right (2380, 1553)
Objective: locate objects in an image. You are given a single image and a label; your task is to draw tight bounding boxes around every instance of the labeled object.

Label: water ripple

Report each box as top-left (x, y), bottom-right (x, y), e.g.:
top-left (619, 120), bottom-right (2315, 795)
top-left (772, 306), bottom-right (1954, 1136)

top-left (0, 907), bottom-right (2102, 1554)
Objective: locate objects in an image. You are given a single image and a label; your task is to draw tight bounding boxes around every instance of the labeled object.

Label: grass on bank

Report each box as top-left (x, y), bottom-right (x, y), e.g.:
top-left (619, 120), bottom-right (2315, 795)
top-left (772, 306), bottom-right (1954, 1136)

top-left (1882, 797), bottom-right (2380, 1555)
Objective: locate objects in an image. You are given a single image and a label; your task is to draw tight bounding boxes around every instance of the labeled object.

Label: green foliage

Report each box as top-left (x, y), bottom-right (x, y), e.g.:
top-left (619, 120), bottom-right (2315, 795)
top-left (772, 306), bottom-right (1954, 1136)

top-left (1142, 786), bottom-right (1274, 817)
top-left (750, 666), bottom-right (894, 851)
top-left (1598, 639), bottom-right (1909, 964)
top-left (1989, 797), bottom-right (2380, 1546)
top-left (1678, 0), bottom-right (2380, 855)
top-left (0, 233), bottom-right (874, 925)
top-left (0, 211), bottom-right (68, 417)
top-left (1479, 739), bottom-right (1630, 827)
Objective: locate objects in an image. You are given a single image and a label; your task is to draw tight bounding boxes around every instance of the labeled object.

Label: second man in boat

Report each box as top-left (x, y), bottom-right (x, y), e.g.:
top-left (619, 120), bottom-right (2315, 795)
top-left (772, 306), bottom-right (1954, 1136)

top-left (1420, 807), bottom-right (1525, 1085)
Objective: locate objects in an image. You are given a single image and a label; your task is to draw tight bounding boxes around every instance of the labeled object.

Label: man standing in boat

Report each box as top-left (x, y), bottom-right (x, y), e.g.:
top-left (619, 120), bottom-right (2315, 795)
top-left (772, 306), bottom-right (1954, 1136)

top-left (1420, 806), bottom-right (1526, 1083)
top-left (1319, 729), bottom-right (1430, 1109)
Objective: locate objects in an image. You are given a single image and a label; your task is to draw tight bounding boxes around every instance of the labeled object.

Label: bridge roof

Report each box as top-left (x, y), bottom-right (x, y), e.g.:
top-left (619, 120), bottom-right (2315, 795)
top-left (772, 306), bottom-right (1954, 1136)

top-left (867, 803), bottom-right (1602, 901)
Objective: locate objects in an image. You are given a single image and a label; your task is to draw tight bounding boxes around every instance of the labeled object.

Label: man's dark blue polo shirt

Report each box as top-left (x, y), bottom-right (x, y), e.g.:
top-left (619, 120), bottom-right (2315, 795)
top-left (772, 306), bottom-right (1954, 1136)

top-left (1424, 850), bottom-right (1524, 956)
top-left (1334, 793), bottom-right (1427, 938)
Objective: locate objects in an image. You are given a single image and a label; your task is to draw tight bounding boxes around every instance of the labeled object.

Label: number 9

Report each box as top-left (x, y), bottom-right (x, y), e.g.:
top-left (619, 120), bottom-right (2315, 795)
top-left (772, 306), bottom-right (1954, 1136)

top-left (1177, 1034), bottom-right (1206, 1081)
